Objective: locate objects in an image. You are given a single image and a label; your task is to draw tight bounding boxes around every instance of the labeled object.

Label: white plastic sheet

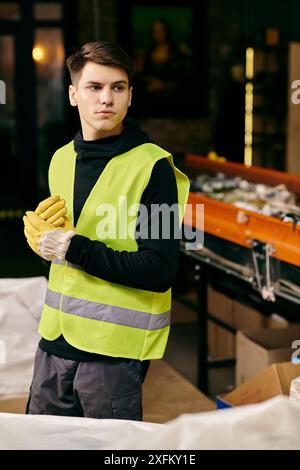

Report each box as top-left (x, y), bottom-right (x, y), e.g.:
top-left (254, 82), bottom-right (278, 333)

top-left (0, 396), bottom-right (300, 449)
top-left (116, 396), bottom-right (300, 450)
top-left (0, 277), bottom-right (47, 394)
top-left (0, 412), bottom-right (161, 450)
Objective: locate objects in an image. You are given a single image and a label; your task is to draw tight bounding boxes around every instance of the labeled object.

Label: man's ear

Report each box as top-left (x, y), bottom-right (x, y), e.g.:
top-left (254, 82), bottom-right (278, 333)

top-left (69, 84), bottom-right (78, 107)
top-left (128, 86), bottom-right (133, 107)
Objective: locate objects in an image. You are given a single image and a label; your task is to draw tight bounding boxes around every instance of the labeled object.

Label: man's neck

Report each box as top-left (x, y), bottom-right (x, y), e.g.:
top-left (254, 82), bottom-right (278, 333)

top-left (81, 123), bottom-right (124, 141)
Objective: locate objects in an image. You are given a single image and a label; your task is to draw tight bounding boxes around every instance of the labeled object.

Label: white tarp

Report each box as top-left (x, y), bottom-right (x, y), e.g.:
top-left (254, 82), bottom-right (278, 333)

top-left (0, 396), bottom-right (300, 450)
top-left (118, 396), bottom-right (300, 450)
top-left (0, 277), bottom-right (47, 394)
top-left (0, 411), bottom-right (162, 450)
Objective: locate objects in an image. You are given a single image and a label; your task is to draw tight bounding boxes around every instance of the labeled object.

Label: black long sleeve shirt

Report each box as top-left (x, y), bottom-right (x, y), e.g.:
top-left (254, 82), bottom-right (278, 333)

top-left (39, 120), bottom-right (179, 361)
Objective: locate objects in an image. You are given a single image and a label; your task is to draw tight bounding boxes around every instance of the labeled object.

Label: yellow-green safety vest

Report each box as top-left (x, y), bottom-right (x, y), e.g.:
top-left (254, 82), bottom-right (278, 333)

top-left (39, 141), bottom-right (190, 360)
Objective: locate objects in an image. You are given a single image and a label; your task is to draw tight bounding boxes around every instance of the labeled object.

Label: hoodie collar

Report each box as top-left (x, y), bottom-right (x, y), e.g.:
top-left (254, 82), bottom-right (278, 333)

top-left (74, 119), bottom-right (151, 160)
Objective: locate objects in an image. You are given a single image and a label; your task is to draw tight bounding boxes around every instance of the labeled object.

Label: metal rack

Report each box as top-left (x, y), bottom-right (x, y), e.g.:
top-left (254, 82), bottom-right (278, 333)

top-left (177, 155), bottom-right (300, 393)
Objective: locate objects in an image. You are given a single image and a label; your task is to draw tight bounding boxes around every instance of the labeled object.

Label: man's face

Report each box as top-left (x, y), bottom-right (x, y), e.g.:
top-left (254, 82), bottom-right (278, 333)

top-left (69, 62), bottom-right (132, 140)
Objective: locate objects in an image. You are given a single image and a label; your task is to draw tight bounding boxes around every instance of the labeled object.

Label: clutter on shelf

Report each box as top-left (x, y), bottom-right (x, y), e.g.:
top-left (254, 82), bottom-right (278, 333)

top-left (190, 171), bottom-right (300, 222)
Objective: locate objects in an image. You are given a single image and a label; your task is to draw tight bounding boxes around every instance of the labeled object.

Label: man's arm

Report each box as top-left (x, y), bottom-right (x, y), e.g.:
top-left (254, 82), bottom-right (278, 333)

top-left (66, 158), bottom-right (180, 292)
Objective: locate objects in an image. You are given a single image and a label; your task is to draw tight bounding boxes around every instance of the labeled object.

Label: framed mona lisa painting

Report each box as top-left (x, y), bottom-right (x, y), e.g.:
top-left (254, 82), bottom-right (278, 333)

top-left (116, 0), bottom-right (208, 118)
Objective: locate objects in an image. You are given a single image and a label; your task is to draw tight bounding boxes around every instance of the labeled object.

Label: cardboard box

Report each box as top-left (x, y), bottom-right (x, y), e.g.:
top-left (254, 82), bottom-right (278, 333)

top-left (232, 300), bottom-right (269, 330)
top-left (0, 395), bottom-right (28, 414)
top-left (236, 326), bottom-right (300, 386)
top-left (207, 286), bottom-right (268, 358)
top-left (208, 286), bottom-right (233, 325)
top-left (208, 286), bottom-right (235, 357)
top-left (217, 362), bottom-right (300, 409)
top-left (268, 313), bottom-right (290, 328)
top-left (207, 287), bottom-right (230, 357)
top-left (207, 285), bottom-right (300, 360)
top-left (208, 320), bottom-right (235, 358)
top-left (208, 285), bottom-right (270, 330)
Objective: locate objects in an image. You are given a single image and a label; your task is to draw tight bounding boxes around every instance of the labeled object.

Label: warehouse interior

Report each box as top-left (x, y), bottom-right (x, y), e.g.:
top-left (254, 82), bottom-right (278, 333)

top-left (1, 0), bottom-right (300, 451)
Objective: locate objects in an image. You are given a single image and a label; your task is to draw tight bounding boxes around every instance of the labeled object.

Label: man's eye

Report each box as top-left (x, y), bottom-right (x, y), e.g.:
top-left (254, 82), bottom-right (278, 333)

top-left (89, 85), bottom-right (100, 91)
top-left (113, 86), bottom-right (125, 92)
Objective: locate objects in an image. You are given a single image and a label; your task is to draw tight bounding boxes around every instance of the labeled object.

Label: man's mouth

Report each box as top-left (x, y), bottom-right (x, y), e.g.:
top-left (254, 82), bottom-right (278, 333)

top-left (95, 110), bottom-right (115, 114)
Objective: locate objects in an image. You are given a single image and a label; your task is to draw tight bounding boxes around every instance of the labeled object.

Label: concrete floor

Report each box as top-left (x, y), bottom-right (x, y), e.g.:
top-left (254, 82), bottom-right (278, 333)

top-left (143, 360), bottom-right (215, 423)
top-left (142, 295), bottom-right (235, 422)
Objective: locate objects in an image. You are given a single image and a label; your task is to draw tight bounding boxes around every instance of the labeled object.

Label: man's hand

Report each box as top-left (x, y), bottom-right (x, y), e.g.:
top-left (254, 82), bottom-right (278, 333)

top-left (23, 211), bottom-right (58, 256)
top-left (57, 216), bottom-right (75, 233)
top-left (34, 195), bottom-right (75, 231)
top-left (35, 195), bottom-right (67, 227)
top-left (23, 211), bottom-right (76, 261)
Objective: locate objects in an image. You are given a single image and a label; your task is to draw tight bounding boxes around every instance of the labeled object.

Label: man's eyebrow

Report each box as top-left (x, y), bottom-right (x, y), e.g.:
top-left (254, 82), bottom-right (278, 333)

top-left (85, 80), bottom-right (128, 85)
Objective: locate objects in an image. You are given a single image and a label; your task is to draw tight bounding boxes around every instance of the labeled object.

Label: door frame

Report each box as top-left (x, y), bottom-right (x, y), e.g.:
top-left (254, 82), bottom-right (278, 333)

top-left (0, 0), bottom-right (78, 208)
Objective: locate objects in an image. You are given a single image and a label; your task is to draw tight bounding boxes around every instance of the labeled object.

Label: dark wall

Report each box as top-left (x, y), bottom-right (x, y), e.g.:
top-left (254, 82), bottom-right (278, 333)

top-left (76, 1), bottom-right (300, 157)
top-left (241, 0), bottom-right (300, 42)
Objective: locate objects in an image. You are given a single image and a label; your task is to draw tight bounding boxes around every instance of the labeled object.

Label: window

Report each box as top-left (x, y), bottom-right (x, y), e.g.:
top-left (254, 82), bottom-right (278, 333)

top-left (34, 2), bottom-right (62, 20)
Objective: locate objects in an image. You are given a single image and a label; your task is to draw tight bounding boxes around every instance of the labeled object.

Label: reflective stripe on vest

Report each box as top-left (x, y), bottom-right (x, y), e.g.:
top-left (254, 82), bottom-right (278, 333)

top-left (45, 288), bottom-right (170, 330)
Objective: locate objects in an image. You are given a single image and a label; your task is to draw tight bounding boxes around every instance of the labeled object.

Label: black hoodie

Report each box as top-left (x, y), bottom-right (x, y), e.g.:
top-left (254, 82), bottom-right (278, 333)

top-left (39, 120), bottom-right (179, 362)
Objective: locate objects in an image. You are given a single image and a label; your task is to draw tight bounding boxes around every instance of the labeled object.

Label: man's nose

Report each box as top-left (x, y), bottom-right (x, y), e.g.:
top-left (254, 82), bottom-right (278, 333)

top-left (100, 87), bottom-right (113, 104)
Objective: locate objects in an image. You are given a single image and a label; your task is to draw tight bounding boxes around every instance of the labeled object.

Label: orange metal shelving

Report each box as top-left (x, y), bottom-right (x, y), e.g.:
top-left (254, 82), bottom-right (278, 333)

top-left (183, 155), bottom-right (300, 268)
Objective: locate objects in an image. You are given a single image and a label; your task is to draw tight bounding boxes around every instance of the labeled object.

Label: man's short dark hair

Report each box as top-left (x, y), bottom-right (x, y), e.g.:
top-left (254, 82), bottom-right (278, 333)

top-left (66, 41), bottom-right (135, 85)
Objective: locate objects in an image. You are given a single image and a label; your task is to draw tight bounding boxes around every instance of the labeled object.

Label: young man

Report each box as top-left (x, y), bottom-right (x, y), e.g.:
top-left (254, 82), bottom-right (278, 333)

top-left (23, 41), bottom-right (189, 420)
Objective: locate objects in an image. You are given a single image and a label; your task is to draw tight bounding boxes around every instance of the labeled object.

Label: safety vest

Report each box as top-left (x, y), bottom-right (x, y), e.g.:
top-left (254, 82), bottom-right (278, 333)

top-left (39, 141), bottom-right (190, 360)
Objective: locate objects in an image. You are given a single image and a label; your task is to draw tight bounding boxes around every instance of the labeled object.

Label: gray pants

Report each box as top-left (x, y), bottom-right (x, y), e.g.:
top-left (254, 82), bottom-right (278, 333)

top-left (27, 347), bottom-right (149, 420)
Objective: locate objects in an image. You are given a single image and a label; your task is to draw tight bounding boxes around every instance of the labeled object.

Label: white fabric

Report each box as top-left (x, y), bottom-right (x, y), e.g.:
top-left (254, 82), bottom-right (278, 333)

top-left (0, 277), bottom-right (47, 394)
top-left (0, 413), bottom-right (161, 450)
top-left (39, 229), bottom-right (76, 261)
top-left (117, 396), bottom-right (300, 450)
top-left (0, 396), bottom-right (300, 449)
top-left (290, 376), bottom-right (300, 400)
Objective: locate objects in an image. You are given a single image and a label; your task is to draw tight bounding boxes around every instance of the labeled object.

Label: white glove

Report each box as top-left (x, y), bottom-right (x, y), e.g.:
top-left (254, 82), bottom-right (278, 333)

top-left (39, 229), bottom-right (76, 262)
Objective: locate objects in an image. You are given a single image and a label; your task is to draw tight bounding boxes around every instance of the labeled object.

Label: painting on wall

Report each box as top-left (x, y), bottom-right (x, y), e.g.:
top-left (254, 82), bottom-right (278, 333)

top-left (117, 0), bottom-right (208, 118)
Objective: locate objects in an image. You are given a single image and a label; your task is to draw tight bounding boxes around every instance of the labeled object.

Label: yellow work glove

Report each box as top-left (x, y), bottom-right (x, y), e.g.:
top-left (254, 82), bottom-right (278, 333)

top-left (23, 211), bottom-right (76, 261)
top-left (35, 195), bottom-right (67, 227)
top-left (23, 211), bottom-right (58, 256)
top-left (57, 216), bottom-right (75, 233)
